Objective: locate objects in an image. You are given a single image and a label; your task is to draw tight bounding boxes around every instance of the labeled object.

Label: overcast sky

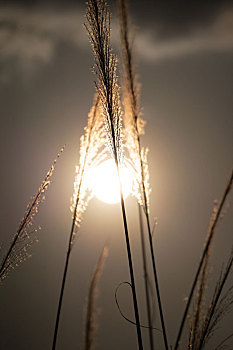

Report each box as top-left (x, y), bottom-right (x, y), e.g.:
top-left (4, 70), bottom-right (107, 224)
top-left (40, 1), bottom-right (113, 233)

top-left (0, 0), bottom-right (233, 349)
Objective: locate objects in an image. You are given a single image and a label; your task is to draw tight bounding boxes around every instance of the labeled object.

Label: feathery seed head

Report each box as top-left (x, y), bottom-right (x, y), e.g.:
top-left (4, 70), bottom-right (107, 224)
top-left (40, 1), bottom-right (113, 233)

top-left (118, 0), bottom-right (151, 212)
top-left (85, 0), bottom-right (122, 163)
top-left (71, 95), bottom-right (107, 241)
top-left (0, 147), bottom-right (64, 283)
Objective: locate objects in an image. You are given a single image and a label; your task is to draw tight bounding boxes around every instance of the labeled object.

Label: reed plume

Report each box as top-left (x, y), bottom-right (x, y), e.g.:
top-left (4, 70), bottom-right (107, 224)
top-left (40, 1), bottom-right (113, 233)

top-left (85, 0), bottom-right (122, 163)
top-left (198, 248), bottom-right (233, 349)
top-left (118, 1), bottom-right (169, 349)
top-left (52, 96), bottom-right (106, 350)
top-left (70, 95), bottom-right (106, 241)
top-left (85, 1), bottom-right (144, 349)
top-left (174, 169), bottom-right (233, 350)
top-left (189, 203), bottom-right (218, 349)
top-left (118, 0), bottom-right (149, 210)
top-left (84, 246), bottom-right (108, 350)
top-left (0, 147), bottom-right (64, 284)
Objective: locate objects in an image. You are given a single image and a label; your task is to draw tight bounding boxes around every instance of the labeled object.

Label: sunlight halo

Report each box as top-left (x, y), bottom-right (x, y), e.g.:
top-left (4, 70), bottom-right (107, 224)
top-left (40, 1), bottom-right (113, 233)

top-left (89, 159), bottom-right (133, 204)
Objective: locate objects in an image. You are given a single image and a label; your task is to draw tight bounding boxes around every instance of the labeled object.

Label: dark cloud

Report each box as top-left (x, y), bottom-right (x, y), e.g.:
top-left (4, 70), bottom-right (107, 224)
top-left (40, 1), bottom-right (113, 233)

top-left (0, 4), bottom-right (86, 81)
top-left (126, 0), bottom-right (233, 39)
top-left (6, 0), bottom-right (233, 38)
top-left (0, 0), bottom-right (232, 82)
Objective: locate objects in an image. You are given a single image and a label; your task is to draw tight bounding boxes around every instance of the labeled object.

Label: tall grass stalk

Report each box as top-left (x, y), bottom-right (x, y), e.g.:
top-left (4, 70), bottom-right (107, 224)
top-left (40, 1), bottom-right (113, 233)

top-left (189, 202), bottom-right (218, 348)
top-left (52, 96), bottom-right (105, 350)
top-left (174, 169), bottom-right (233, 350)
top-left (118, 1), bottom-right (168, 349)
top-left (189, 257), bottom-right (209, 349)
top-left (138, 204), bottom-right (154, 349)
top-left (0, 147), bottom-right (64, 283)
top-left (84, 245), bottom-right (108, 350)
top-left (85, 1), bottom-right (143, 348)
top-left (198, 248), bottom-right (233, 349)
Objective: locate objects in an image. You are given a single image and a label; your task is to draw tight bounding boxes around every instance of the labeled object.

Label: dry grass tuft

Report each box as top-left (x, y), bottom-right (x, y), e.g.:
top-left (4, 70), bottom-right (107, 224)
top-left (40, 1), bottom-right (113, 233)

top-left (0, 146), bottom-right (65, 284)
top-left (84, 246), bottom-right (108, 350)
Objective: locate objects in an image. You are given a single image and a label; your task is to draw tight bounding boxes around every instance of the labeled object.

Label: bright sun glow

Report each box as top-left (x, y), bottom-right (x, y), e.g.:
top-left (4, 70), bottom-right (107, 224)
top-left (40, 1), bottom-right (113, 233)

top-left (89, 159), bottom-right (133, 204)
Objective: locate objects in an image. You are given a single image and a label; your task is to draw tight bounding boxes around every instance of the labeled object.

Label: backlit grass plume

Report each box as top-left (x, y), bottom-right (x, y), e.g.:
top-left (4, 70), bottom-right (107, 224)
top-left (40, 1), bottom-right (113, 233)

top-left (189, 203), bottom-right (218, 349)
top-left (174, 169), bottom-right (233, 350)
top-left (198, 248), bottom-right (233, 349)
top-left (52, 95), bottom-right (106, 350)
top-left (85, 1), bottom-right (144, 349)
top-left (70, 95), bottom-right (106, 242)
top-left (0, 146), bottom-right (64, 284)
top-left (188, 248), bottom-right (233, 350)
top-left (84, 245), bottom-right (108, 350)
top-left (118, 1), bottom-right (169, 349)
top-left (85, 0), bottom-right (122, 162)
top-left (118, 0), bottom-right (150, 211)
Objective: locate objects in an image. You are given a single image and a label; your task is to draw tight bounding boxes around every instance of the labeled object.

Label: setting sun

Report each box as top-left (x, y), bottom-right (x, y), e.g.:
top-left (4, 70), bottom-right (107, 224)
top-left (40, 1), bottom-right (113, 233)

top-left (89, 159), bottom-right (133, 204)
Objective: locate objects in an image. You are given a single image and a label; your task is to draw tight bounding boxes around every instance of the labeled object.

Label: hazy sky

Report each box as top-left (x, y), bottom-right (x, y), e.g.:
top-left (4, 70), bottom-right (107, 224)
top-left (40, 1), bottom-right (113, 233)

top-left (0, 1), bottom-right (233, 349)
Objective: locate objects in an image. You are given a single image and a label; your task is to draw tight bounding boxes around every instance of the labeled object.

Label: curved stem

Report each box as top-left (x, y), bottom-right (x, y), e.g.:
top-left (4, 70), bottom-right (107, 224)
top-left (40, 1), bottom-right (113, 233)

top-left (137, 133), bottom-right (169, 350)
top-left (116, 157), bottom-right (144, 350)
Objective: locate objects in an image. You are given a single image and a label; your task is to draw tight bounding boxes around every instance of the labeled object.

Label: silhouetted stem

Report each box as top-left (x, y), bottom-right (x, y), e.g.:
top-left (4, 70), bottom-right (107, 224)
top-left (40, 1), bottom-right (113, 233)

top-left (116, 160), bottom-right (144, 350)
top-left (198, 250), bottom-right (233, 349)
top-left (144, 199), bottom-right (169, 350)
top-left (136, 131), bottom-right (169, 350)
top-left (52, 100), bottom-right (99, 350)
top-left (52, 170), bottom-right (83, 350)
top-left (174, 169), bottom-right (233, 350)
top-left (85, 2), bottom-right (143, 347)
top-left (118, 1), bottom-right (169, 346)
top-left (138, 204), bottom-right (154, 350)
top-left (51, 233), bottom-right (72, 350)
top-left (112, 134), bottom-right (143, 349)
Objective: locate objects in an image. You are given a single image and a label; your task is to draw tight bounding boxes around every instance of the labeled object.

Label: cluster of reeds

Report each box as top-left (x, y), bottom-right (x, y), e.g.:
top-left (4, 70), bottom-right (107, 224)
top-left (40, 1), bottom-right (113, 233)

top-left (82, 1), bottom-right (233, 349)
top-left (83, 1), bottom-right (233, 349)
top-left (1, 0), bottom-right (232, 350)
